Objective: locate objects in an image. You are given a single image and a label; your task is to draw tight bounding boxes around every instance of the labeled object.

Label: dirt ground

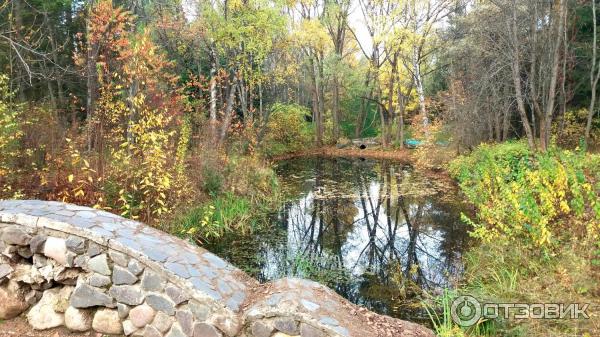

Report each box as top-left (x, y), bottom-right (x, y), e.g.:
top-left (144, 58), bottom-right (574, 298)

top-left (271, 146), bottom-right (414, 162)
top-left (0, 317), bottom-right (123, 337)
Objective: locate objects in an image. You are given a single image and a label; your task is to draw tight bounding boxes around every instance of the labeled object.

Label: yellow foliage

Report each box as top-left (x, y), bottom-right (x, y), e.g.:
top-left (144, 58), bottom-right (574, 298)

top-left (292, 19), bottom-right (331, 53)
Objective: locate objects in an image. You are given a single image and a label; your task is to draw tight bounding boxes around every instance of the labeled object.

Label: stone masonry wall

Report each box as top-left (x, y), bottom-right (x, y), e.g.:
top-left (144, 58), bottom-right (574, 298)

top-left (0, 200), bottom-right (434, 337)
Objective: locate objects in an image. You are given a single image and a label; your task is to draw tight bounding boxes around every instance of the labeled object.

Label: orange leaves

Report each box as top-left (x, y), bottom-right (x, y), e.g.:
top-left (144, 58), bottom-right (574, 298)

top-left (88, 0), bottom-right (133, 48)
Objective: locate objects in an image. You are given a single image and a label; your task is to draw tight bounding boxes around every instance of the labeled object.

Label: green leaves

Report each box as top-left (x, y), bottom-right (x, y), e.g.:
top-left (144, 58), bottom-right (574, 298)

top-left (450, 141), bottom-right (600, 249)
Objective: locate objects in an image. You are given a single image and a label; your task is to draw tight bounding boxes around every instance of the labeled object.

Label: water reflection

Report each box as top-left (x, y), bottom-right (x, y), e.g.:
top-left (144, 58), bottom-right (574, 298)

top-left (207, 157), bottom-right (470, 321)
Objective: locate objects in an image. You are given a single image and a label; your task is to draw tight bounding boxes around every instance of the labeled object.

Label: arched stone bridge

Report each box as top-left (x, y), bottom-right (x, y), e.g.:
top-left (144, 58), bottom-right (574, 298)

top-left (0, 200), bottom-right (434, 337)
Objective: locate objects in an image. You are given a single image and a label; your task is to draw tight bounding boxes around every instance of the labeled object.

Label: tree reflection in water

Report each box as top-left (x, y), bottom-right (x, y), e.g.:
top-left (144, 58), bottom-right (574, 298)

top-left (206, 157), bottom-right (470, 322)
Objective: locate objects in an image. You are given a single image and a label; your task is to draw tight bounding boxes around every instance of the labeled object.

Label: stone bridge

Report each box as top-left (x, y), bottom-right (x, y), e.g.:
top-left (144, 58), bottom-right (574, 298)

top-left (0, 200), bottom-right (434, 337)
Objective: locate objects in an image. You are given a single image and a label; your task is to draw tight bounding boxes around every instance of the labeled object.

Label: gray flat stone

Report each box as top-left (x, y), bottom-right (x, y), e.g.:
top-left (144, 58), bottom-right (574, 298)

top-left (193, 322), bottom-right (222, 337)
top-left (128, 259), bottom-right (144, 275)
top-left (33, 254), bottom-right (47, 267)
top-left (109, 250), bottom-right (129, 267)
top-left (113, 265), bottom-right (138, 285)
top-left (109, 285), bottom-right (145, 306)
top-left (175, 309), bottom-right (193, 336)
top-left (202, 253), bottom-right (227, 269)
top-left (216, 280), bottom-right (232, 294)
top-left (87, 242), bottom-right (103, 257)
top-left (188, 301), bottom-right (210, 321)
top-left (73, 255), bottom-right (88, 268)
top-left (189, 278), bottom-right (222, 301)
top-left (88, 273), bottom-right (112, 288)
top-left (77, 211), bottom-right (97, 218)
top-left (66, 236), bottom-right (86, 254)
top-left (88, 254), bottom-right (111, 276)
top-left (146, 293), bottom-right (176, 315)
top-left (332, 326), bottom-right (349, 336)
top-left (251, 321), bottom-right (273, 337)
top-left (166, 284), bottom-right (189, 305)
top-left (301, 299), bottom-right (320, 312)
top-left (70, 283), bottom-right (114, 308)
top-left (0, 264), bottom-right (13, 279)
top-left (65, 251), bottom-right (77, 266)
top-left (165, 262), bottom-right (190, 278)
top-left (118, 303), bottom-right (131, 318)
top-left (152, 311), bottom-right (174, 333)
top-left (145, 248), bottom-right (169, 263)
top-left (265, 293), bottom-right (283, 306)
top-left (29, 234), bottom-right (47, 253)
top-left (1, 226), bottom-right (31, 245)
top-left (274, 317), bottom-right (299, 335)
top-left (300, 323), bottom-right (326, 337)
top-left (141, 270), bottom-right (165, 291)
top-left (319, 316), bottom-right (339, 326)
top-left (166, 323), bottom-right (187, 337)
top-left (144, 325), bottom-right (163, 337)
top-left (17, 246), bottom-right (32, 258)
top-left (226, 291), bottom-right (246, 312)
top-left (197, 265), bottom-right (217, 279)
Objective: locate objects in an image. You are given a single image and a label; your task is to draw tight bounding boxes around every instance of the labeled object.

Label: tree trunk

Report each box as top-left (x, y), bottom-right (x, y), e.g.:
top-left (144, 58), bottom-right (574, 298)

top-left (259, 81), bottom-right (264, 120)
top-left (502, 105), bottom-right (511, 141)
top-left (413, 47), bottom-right (427, 132)
top-left (209, 45), bottom-right (218, 142)
top-left (385, 55), bottom-right (397, 147)
top-left (332, 76), bottom-right (340, 141)
top-left (86, 0), bottom-right (98, 152)
top-left (355, 67), bottom-right (372, 138)
top-left (237, 77), bottom-right (247, 123)
top-left (510, 4), bottom-right (536, 150)
top-left (318, 55), bottom-right (325, 144)
top-left (218, 79), bottom-right (237, 144)
top-left (309, 57), bottom-right (322, 146)
top-left (396, 86), bottom-right (409, 146)
top-left (540, 0), bottom-right (566, 152)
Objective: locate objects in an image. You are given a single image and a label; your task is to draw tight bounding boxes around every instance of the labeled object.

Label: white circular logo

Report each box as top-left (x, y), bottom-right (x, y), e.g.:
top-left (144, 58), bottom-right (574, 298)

top-left (451, 295), bottom-right (482, 327)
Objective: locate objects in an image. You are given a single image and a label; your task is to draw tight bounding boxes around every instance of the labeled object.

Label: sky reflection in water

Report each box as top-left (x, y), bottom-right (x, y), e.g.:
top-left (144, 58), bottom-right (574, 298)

top-left (208, 157), bottom-right (470, 321)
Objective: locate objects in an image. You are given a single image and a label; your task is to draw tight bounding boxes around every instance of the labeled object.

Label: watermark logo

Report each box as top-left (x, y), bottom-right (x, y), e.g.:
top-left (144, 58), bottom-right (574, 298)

top-left (450, 296), bottom-right (590, 327)
top-left (451, 295), bottom-right (482, 327)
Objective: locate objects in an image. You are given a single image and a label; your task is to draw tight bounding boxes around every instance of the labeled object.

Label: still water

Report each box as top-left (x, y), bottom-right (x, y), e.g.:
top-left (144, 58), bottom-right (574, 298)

top-left (207, 157), bottom-right (470, 322)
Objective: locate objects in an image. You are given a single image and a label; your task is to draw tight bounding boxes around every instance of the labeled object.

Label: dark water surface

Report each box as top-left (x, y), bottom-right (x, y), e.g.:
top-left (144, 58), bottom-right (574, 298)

top-left (207, 157), bottom-right (470, 322)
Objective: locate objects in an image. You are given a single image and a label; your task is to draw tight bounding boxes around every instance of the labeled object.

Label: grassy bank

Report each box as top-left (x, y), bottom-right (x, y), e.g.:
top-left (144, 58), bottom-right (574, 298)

top-left (164, 153), bottom-right (281, 244)
top-left (429, 141), bottom-right (600, 336)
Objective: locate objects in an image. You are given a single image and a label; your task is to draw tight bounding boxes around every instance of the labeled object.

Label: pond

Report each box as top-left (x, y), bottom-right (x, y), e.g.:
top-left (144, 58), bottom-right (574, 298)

top-left (206, 156), bottom-right (471, 323)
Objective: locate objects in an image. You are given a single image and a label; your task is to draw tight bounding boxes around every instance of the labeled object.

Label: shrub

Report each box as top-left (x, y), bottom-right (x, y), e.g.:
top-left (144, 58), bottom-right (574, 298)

top-left (261, 103), bottom-right (313, 156)
top-left (0, 75), bottom-right (24, 184)
top-left (449, 141), bottom-right (600, 248)
top-left (553, 108), bottom-right (600, 149)
top-left (201, 165), bottom-right (224, 196)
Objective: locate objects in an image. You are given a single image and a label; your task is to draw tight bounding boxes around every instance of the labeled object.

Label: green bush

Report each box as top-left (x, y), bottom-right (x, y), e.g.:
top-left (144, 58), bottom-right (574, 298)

top-left (261, 103), bottom-right (313, 156)
top-left (0, 75), bottom-right (24, 179)
top-left (201, 165), bottom-right (224, 196)
top-left (449, 141), bottom-right (600, 248)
